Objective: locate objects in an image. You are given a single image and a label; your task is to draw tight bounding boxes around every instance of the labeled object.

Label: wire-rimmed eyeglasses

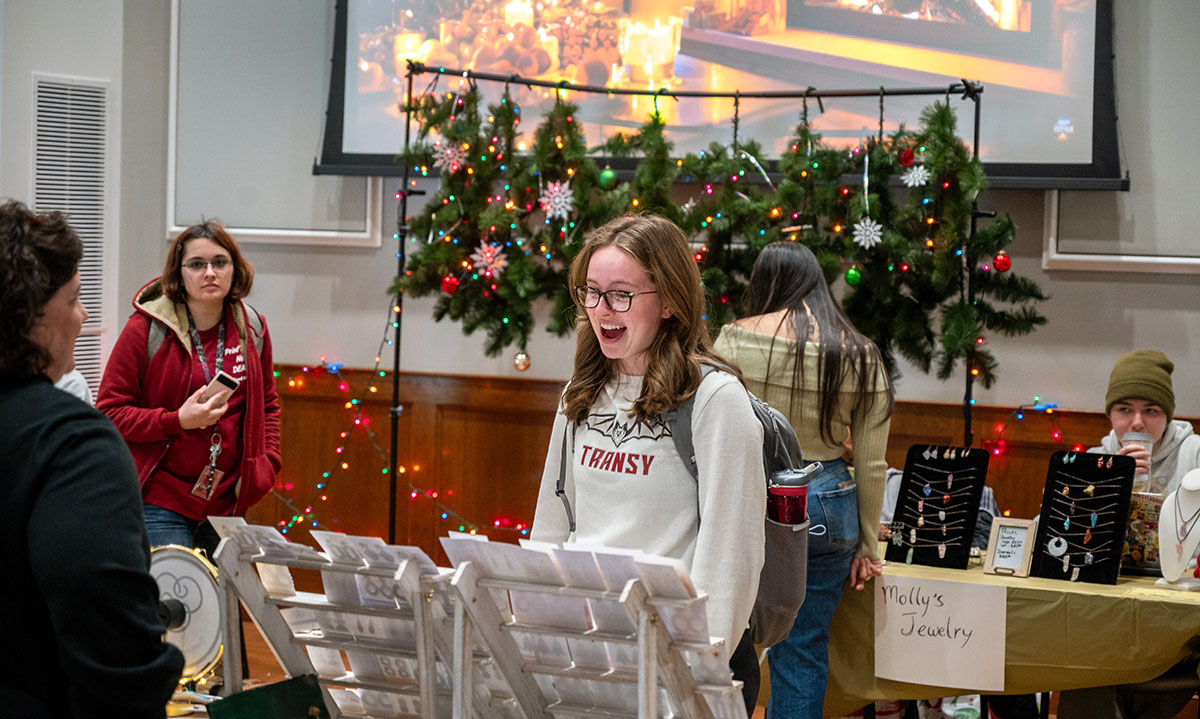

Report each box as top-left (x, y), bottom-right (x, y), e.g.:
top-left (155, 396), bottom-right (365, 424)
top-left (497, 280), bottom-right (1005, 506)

top-left (573, 286), bottom-right (657, 313)
top-left (182, 258), bottom-right (232, 273)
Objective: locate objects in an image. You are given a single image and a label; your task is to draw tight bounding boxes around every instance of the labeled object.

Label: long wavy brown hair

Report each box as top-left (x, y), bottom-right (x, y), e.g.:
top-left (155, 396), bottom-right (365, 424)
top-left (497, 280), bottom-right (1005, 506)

top-left (745, 241), bottom-right (894, 445)
top-left (0, 200), bottom-right (82, 381)
top-left (562, 214), bottom-right (738, 423)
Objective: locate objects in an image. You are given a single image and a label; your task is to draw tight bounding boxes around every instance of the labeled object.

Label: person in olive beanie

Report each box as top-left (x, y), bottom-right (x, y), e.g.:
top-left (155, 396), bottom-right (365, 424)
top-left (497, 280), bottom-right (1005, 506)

top-left (1105, 349), bottom-right (1176, 421)
top-left (1060, 353), bottom-right (1200, 719)
top-left (1091, 349), bottom-right (1200, 495)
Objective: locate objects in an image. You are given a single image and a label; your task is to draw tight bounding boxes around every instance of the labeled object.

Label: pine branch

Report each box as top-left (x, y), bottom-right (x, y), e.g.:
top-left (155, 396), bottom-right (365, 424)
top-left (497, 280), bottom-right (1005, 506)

top-left (976, 302), bottom-right (1048, 336)
top-left (974, 270), bottom-right (1049, 304)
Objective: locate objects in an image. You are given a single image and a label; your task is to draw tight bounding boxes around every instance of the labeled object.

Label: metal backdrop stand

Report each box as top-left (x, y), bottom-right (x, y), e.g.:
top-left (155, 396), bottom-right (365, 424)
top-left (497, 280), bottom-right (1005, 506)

top-left (386, 64), bottom-right (986, 538)
top-left (388, 68), bottom-right (423, 544)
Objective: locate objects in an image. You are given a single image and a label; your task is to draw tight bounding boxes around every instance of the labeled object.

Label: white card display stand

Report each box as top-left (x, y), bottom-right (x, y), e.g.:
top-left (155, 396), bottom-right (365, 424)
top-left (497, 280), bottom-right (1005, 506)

top-left (212, 524), bottom-right (517, 719)
top-left (444, 538), bottom-right (747, 719)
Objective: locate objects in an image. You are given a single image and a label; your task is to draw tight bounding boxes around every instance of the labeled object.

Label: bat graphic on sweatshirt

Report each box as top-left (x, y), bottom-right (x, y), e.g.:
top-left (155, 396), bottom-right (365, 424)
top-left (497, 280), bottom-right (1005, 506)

top-left (583, 412), bottom-right (672, 448)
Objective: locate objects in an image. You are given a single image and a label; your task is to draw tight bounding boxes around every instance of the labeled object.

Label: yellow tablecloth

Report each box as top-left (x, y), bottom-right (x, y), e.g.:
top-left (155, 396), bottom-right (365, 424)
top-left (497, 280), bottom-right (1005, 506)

top-left (821, 562), bottom-right (1200, 718)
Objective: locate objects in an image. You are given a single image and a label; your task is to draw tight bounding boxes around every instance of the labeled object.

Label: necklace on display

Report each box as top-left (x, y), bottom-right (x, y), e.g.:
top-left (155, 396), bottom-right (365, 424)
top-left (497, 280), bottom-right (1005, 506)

top-left (1056, 470), bottom-right (1126, 487)
top-left (911, 463), bottom-right (978, 478)
top-left (1172, 491), bottom-right (1200, 557)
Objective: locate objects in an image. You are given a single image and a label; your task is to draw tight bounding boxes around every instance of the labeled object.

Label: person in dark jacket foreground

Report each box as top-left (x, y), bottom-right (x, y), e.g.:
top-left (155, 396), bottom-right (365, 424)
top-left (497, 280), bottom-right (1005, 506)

top-left (0, 199), bottom-right (183, 718)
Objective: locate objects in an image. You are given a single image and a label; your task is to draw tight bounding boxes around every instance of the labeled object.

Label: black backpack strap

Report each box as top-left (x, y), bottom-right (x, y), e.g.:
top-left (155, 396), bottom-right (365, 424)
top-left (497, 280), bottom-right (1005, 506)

top-left (665, 364), bottom-right (718, 483)
top-left (556, 421), bottom-right (577, 533)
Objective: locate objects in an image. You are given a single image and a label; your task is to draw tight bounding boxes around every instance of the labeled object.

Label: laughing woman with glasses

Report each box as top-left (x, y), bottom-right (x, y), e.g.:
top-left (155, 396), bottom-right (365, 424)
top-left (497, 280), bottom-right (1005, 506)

top-left (531, 214), bottom-right (766, 713)
top-left (97, 220), bottom-right (281, 555)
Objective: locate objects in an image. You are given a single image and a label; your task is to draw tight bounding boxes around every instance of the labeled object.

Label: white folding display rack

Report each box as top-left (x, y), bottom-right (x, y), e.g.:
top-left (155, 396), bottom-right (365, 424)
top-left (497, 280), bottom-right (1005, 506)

top-left (448, 560), bottom-right (746, 719)
top-left (212, 526), bottom-right (515, 719)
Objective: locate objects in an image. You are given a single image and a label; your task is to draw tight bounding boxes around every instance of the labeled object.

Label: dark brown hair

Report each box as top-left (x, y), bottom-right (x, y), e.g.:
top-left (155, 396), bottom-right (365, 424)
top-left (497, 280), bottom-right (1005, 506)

top-left (746, 241), bottom-right (894, 444)
top-left (0, 200), bottom-right (83, 380)
top-left (562, 214), bottom-right (739, 423)
top-left (160, 220), bottom-right (254, 304)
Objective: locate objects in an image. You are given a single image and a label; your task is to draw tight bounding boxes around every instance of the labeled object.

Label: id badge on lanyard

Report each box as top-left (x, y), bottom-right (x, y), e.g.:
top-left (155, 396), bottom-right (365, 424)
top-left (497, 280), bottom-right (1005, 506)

top-left (187, 307), bottom-right (226, 500)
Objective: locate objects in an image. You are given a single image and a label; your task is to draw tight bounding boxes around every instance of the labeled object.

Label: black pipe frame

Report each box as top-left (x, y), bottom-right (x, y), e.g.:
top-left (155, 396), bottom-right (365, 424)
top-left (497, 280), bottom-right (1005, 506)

top-left (385, 65), bottom-right (985, 540)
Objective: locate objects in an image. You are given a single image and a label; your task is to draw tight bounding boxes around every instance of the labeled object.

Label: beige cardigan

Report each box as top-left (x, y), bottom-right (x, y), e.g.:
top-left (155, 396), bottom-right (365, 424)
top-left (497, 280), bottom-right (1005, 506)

top-left (715, 324), bottom-right (892, 559)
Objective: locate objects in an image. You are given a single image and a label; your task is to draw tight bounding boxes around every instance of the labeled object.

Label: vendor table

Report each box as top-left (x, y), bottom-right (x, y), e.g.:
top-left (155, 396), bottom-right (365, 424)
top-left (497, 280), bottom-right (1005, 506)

top-left (820, 561), bottom-right (1200, 718)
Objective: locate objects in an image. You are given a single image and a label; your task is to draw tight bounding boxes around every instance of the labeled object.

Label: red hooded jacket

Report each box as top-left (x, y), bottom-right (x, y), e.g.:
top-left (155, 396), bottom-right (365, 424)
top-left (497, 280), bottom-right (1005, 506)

top-left (97, 279), bottom-right (281, 516)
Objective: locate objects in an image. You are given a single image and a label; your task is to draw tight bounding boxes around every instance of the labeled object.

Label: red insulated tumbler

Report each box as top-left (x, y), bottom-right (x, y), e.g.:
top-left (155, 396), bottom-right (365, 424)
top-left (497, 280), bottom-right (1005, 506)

top-left (767, 485), bottom-right (808, 525)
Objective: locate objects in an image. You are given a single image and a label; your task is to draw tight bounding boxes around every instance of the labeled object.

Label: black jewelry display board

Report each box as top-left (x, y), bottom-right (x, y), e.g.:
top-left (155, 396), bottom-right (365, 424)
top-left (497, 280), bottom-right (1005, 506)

top-left (1030, 451), bottom-right (1134, 585)
top-left (885, 445), bottom-right (990, 569)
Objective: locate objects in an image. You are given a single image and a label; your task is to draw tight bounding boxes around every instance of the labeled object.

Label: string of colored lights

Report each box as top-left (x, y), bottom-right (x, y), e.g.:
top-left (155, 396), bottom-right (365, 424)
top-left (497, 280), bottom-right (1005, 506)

top-left (973, 396), bottom-right (1076, 520)
top-left (270, 300), bottom-right (532, 537)
top-left (981, 396), bottom-right (1078, 459)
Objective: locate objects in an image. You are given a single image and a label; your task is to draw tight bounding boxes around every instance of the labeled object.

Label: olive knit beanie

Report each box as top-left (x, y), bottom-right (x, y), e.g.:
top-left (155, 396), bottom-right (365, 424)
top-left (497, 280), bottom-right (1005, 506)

top-left (1105, 349), bottom-right (1175, 421)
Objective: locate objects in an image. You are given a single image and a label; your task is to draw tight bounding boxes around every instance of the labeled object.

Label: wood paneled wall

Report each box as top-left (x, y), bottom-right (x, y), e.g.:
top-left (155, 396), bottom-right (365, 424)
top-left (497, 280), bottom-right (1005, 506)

top-left (248, 365), bottom-right (562, 565)
top-left (251, 365), bottom-right (1190, 565)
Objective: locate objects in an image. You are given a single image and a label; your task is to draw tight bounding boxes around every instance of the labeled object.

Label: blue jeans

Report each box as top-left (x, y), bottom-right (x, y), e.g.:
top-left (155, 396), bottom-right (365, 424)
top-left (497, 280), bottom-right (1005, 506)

top-left (142, 504), bottom-right (221, 557)
top-left (766, 458), bottom-right (858, 719)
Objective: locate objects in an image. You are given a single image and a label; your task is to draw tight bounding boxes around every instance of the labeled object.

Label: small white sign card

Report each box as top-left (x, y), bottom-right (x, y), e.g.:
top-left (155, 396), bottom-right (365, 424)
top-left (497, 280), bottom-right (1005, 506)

top-left (874, 575), bottom-right (1006, 692)
top-left (984, 518), bottom-right (1036, 577)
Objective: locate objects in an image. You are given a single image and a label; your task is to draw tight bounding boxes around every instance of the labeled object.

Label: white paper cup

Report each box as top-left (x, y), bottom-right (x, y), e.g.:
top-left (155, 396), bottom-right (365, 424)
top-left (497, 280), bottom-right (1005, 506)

top-left (1122, 431), bottom-right (1154, 491)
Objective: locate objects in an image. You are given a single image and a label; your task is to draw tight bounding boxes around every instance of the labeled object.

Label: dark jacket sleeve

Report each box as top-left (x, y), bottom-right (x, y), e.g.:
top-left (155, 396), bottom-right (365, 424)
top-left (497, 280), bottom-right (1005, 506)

top-left (29, 413), bottom-right (184, 716)
top-left (96, 312), bottom-right (184, 440)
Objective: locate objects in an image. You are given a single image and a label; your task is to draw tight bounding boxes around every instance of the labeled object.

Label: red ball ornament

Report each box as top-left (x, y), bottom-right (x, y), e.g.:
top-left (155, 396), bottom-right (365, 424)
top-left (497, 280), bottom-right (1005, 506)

top-left (993, 251), bottom-right (1012, 273)
top-left (898, 148), bottom-right (915, 167)
top-left (441, 275), bottom-right (460, 294)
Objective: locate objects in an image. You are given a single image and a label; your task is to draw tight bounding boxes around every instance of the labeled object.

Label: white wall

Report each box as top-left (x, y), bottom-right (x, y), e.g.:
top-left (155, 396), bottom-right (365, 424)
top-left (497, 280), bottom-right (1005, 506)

top-left (1, 0), bottom-right (123, 202)
top-left (119, 0), bottom-right (170, 337)
top-left (3, 0), bottom-right (1198, 420)
top-left (1056, 5), bottom-right (1200, 258)
top-left (1, 0), bottom-right (124, 363)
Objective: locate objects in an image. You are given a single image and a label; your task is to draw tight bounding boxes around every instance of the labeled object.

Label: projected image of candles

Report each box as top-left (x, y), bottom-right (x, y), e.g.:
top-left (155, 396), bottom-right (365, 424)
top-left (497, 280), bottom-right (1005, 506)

top-left (618, 18), bottom-right (681, 84)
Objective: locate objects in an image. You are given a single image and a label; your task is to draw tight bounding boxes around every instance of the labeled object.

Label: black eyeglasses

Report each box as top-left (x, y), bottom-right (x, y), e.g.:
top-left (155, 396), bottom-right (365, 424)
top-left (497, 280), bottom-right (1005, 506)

top-left (182, 258), bottom-right (232, 272)
top-left (574, 286), bottom-right (657, 313)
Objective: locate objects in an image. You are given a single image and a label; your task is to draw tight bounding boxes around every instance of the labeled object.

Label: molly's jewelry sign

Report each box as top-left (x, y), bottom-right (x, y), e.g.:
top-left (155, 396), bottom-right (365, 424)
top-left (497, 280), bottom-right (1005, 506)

top-left (874, 575), bottom-right (1006, 691)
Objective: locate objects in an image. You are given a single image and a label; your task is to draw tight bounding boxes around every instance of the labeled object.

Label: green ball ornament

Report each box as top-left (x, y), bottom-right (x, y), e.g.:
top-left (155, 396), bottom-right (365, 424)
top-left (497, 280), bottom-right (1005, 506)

top-left (845, 267), bottom-right (862, 286)
top-left (598, 168), bottom-right (618, 190)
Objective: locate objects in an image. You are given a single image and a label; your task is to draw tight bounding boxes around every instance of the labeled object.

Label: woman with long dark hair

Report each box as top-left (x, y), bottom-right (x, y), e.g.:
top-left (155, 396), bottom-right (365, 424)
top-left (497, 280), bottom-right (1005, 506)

top-left (715, 241), bottom-right (894, 719)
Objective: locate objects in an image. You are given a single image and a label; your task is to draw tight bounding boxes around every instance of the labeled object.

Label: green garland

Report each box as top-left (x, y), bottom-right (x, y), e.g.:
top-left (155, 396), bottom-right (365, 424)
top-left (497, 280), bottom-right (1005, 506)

top-left (394, 87), bottom-right (1046, 386)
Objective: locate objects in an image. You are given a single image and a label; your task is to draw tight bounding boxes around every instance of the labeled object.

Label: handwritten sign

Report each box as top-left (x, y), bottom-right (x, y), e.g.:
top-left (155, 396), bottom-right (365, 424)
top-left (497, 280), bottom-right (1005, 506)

top-left (874, 575), bottom-right (1006, 691)
top-left (984, 518), bottom-right (1035, 577)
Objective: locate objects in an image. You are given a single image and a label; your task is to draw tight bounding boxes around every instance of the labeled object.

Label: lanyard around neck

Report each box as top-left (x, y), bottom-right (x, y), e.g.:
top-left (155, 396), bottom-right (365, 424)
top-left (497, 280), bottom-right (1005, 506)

top-left (185, 306), bottom-right (225, 384)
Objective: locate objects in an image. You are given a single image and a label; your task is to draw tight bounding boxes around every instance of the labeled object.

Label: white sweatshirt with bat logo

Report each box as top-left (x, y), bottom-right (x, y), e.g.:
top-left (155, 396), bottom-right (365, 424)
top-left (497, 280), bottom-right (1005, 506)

top-left (531, 370), bottom-right (765, 651)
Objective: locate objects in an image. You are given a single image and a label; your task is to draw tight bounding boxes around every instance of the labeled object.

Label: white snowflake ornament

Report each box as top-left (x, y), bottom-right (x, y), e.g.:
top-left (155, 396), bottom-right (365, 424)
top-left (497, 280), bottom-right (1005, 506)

top-left (681, 196), bottom-right (698, 215)
top-left (853, 217), bottom-right (883, 249)
top-left (539, 180), bottom-right (575, 220)
top-left (901, 165), bottom-right (930, 188)
top-left (470, 241), bottom-right (508, 277)
top-left (432, 139), bottom-right (467, 173)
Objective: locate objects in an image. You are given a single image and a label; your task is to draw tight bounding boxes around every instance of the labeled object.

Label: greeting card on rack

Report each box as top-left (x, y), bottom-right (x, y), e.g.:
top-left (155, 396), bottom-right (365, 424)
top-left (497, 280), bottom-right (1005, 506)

top-left (1122, 492), bottom-right (1163, 574)
top-left (1031, 451), bottom-right (1134, 584)
top-left (885, 444), bottom-right (990, 570)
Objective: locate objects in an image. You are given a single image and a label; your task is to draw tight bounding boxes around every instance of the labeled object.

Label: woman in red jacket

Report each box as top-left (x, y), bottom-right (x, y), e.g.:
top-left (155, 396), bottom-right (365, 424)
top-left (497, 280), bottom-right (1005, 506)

top-left (97, 220), bottom-right (281, 553)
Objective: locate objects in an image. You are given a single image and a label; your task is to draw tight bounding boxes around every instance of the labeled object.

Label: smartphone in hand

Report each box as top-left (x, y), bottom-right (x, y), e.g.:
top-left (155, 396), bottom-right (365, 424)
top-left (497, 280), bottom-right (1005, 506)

top-left (199, 370), bottom-right (240, 404)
